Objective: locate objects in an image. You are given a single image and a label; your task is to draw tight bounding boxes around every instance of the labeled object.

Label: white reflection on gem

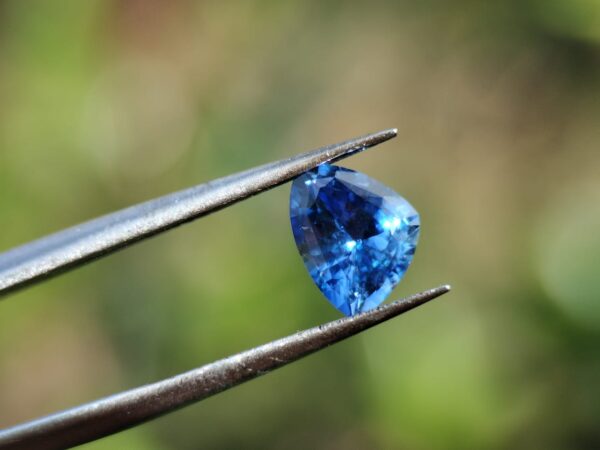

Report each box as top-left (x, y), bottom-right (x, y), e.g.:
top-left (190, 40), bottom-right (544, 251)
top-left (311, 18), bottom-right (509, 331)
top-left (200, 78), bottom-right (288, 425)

top-left (345, 240), bottom-right (357, 251)
top-left (382, 216), bottom-right (402, 232)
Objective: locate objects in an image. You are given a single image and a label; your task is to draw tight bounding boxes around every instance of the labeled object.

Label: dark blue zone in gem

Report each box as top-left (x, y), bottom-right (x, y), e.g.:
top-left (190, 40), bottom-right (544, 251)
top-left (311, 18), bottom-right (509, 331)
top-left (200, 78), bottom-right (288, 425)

top-left (290, 164), bottom-right (420, 316)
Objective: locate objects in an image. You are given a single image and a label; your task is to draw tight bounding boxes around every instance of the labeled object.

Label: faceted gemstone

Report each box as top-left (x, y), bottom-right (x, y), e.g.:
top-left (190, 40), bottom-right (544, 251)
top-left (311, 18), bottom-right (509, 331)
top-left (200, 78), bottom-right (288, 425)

top-left (290, 164), bottom-right (420, 316)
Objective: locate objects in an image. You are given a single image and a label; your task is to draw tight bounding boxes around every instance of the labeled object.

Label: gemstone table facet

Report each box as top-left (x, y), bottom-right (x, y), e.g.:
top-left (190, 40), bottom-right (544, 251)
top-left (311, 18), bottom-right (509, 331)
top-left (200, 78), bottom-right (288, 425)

top-left (290, 164), bottom-right (420, 316)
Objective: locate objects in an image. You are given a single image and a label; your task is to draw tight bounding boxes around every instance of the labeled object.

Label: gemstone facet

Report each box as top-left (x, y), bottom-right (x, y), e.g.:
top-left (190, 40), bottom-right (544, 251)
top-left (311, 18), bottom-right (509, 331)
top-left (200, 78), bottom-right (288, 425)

top-left (290, 164), bottom-right (420, 316)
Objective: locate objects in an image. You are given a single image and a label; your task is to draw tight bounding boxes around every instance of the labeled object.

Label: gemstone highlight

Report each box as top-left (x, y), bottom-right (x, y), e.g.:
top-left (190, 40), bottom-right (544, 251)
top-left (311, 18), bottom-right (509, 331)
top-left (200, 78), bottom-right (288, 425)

top-left (290, 164), bottom-right (420, 316)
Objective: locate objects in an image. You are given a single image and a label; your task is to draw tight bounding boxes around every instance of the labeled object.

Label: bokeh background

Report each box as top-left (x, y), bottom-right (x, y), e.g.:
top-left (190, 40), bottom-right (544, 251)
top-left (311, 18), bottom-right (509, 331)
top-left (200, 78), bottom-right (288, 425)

top-left (1, 1), bottom-right (600, 449)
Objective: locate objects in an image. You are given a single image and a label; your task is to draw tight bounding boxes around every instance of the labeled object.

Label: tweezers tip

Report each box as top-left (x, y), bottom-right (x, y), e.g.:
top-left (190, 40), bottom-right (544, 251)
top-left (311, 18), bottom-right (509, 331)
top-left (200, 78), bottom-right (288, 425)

top-left (421, 284), bottom-right (452, 301)
top-left (370, 128), bottom-right (398, 145)
top-left (353, 284), bottom-right (451, 327)
top-left (439, 284), bottom-right (452, 293)
top-left (391, 283), bottom-right (451, 312)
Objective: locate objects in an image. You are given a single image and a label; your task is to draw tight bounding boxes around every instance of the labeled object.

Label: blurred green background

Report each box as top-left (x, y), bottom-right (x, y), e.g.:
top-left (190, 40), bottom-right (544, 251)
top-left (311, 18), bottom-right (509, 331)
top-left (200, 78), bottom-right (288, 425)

top-left (1, 1), bottom-right (599, 449)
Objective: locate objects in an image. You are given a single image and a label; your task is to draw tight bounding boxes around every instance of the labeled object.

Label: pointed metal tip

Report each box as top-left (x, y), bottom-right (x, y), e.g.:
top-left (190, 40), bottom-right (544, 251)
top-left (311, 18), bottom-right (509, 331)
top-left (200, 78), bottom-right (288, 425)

top-left (325, 128), bottom-right (398, 166)
top-left (413, 283), bottom-right (451, 303)
top-left (317, 284), bottom-right (451, 340)
top-left (366, 128), bottom-right (398, 147)
top-left (365, 283), bottom-right (451, 324)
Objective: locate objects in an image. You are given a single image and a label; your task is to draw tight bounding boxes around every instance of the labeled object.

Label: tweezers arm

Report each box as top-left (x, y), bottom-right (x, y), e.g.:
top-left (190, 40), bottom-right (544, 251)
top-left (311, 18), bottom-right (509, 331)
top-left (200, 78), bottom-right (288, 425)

top-left (0, 129), bottom-right (396, 296)
top-left (0, 285), bottom-right (449, 450)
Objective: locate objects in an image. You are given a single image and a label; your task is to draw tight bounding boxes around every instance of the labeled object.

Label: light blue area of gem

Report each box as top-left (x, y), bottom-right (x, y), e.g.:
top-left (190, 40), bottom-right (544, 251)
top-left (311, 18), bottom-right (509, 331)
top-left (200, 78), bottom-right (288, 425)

top-left (290, 164), bottom-right (420, 316)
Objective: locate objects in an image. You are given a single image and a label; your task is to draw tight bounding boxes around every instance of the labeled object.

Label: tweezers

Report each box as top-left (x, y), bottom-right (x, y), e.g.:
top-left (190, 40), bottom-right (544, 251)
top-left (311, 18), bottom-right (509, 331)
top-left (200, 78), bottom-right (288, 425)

top-left (0, 129), bottom-right (451, 449)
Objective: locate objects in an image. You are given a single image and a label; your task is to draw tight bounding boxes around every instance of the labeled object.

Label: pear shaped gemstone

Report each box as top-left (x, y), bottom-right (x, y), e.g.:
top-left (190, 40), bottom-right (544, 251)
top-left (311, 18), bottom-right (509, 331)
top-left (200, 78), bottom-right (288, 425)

top-left (290, 164), bottom-right (420, 316)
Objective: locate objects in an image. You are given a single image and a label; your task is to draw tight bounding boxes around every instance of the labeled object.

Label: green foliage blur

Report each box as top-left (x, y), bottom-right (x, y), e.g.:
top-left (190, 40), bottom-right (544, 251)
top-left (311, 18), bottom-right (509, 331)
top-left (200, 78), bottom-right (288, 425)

top-left (1, 1), bottom-right (599, 449)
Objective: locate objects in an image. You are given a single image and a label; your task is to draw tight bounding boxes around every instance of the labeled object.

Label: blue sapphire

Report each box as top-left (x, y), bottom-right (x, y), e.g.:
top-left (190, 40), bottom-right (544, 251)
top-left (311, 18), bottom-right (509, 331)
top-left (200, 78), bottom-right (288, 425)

top-left (290, 164), bottom-right (420, 316)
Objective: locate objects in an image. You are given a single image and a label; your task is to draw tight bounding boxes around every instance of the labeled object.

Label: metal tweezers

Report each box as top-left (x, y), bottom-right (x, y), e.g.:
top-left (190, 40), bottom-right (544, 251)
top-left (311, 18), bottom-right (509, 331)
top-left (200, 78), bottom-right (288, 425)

top-left (0, 129), bottom-right (450, 450)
